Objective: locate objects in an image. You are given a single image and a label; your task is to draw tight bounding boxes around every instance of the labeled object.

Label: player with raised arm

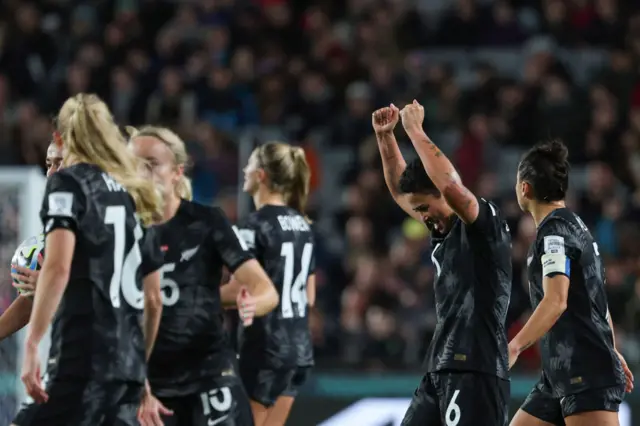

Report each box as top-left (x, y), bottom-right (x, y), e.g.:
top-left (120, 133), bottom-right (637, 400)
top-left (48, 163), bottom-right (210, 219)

top-left (0, 136), bottom-right (63, 340)
top-left (15, 93), bottom-right (165, 426)
top-left (128, 126), bottom-right (279, 426)
top-left (373, 101), bottom-right (512, 426)
top-left (222, 142), bottom-right (316, 426)
top-left (509, 140), bottom-right (633, 426)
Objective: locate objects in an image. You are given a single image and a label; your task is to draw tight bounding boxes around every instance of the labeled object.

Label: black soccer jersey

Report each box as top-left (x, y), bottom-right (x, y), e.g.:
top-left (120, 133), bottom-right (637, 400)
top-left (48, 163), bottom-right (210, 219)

top-left (39, 164), bottom-right (163, 384)
top-left (425, 198), bottom-right (512, 380)
top-left (236, 205), bottom-right (315, 369)
top-left (527, 208), bottom-right (625, 396)
top-left (147, 199), bottom-right (253, 397)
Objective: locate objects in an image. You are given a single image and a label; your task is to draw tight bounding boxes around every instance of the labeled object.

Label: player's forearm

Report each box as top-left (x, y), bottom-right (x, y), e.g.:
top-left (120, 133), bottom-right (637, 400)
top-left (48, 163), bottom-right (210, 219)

top-left (376, 132), bottom-right (407, 197)
top-left (510, 298), bottom-right (566, 354)
top-left (405, 128), bottom-right (479, 222)
top-left (0, 296), bottom-right (33, 340)
top-left (26, 267), bottom-right (68, 346)
top-left (252, 284), bottom-right (279, 316)
top-left (142, 304), bottom-right (161, 360)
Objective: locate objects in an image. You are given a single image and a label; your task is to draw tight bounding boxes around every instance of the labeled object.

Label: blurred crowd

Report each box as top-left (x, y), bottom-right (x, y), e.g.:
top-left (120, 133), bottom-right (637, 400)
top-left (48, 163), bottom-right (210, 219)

top-left (2, 0), bottom-right (640, 374)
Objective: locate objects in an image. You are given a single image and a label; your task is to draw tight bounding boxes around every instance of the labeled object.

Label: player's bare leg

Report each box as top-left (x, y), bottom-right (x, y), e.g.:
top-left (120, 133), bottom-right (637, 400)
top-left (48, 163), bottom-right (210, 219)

top-left (250, 399), bottom-right (270, 426)
top-left (263, 396), bottom-right (295, 426)
top-left (510, 409), bottom-right (556, 426)
top-left (565, 411), bottom-right (619, 426)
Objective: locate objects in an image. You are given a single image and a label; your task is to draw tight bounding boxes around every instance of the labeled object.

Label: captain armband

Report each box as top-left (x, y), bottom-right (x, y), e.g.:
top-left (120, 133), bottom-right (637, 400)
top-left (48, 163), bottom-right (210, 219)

top-left (541, 252), bottom-right (570, 277)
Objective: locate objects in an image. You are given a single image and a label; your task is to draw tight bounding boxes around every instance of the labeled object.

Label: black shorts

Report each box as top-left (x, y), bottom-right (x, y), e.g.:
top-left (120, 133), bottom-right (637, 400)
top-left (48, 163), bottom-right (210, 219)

top-left (13, 380), bottom-right (142, 426)
top-left (240, 365), bottom-right (311, 407)
top-left (521, 375), bottom-right (625, 425)
top-left (159, 376), bottom-right (254, 426)
top-left (401, 370), bottom-right (510, 426)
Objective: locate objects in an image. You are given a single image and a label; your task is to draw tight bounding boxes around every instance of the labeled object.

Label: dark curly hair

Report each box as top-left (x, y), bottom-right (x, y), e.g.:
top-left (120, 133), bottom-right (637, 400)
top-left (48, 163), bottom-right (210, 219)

top-left (518, 139), bottom-right (570, 202)
top-left (398, 158), bottom-right (440, 196)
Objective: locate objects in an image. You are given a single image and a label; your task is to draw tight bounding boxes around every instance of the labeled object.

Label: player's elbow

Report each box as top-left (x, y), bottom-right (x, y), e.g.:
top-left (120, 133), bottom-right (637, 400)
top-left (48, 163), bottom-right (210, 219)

top-left (143, 272), bottom-right (163, 313)
top-left (544, 295), bottom-right (567, 315)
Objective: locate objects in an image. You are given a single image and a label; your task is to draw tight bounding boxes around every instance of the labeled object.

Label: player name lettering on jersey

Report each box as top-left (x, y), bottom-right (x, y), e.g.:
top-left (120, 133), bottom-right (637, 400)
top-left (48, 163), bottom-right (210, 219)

top-left (277, 215), bottom-right (310, 232)
top-left (102, 173), bottom-right (125, 192)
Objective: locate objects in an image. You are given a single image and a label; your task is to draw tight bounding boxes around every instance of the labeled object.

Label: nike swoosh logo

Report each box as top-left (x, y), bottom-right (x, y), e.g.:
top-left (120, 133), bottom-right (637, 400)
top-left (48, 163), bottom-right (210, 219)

top-left (208, 415), bottom-right (229, 426)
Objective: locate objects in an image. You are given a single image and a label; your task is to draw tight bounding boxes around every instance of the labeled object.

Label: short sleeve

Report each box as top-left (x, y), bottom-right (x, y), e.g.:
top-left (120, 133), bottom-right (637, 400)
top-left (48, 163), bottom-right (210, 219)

top-left (235, 214), bottom-right (263, 258)
top-left (140, 226), bottom-right (164, 277)
top-left (209, 208), bottom-right (254, 272)
top-left (465, 197), bottom-right (504, 238)
top-left (537, 218), bottom-right (580, 278)
top-left (40, 171), bottom-right (87, 235)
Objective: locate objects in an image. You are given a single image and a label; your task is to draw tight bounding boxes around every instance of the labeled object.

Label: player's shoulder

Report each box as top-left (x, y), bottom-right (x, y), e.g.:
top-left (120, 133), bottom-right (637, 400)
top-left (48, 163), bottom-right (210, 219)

top-left (179, 199), bottom-right (226, 221)
top-left (537, 208), bottom-right (588, 250)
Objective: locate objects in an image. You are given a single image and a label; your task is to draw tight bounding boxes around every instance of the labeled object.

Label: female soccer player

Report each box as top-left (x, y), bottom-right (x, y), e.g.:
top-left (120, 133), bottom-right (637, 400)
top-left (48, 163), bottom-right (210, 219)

top-left (16, 93), bottom-right (165, 426)
top-left (128, 126), bottom-right (279, 426)
top-left (223, 142), bottom-right (316, 426)
top-left (510, 140), bottom-right (633, 426)
top-left (0, 136), bottom-right (63, 340)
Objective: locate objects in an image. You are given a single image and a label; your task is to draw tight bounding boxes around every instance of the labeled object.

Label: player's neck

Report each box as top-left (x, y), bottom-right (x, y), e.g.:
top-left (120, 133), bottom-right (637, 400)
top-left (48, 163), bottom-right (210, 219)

top-left (530, 201), bottom-right (565, 227)
top-left (253, 188), bottom-right (285, 210)
top-left (159, 195), bottom-right (181, 224)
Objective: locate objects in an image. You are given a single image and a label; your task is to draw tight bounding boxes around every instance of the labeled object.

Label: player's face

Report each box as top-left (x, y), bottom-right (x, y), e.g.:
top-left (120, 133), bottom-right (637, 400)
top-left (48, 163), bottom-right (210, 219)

top-left (242, 151), bottom-right (262, 194)
top-left (408, 193), bottom-right (455, 234)
top-left (130, 136), bottom-right (180, 198)
top-left (45, 143), bottom-right (63, 177)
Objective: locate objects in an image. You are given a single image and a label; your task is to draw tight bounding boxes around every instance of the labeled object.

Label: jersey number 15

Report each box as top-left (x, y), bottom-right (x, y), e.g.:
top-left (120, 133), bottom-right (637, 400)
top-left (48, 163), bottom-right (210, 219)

top-left (280, 242), bottom-right (313, 319)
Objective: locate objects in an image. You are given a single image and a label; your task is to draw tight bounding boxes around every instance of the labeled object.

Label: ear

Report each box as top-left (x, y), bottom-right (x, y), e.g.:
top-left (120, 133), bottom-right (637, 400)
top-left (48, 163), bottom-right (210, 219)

top-left (256, 168), bottom-right (267, 183)
top-left (522, 181), bottom-right (534, 200)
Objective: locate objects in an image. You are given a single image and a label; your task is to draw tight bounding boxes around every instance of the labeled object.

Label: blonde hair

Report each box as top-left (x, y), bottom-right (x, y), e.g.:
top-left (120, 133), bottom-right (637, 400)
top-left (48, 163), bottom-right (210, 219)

top-left (56, 94), bottom-right (161, 225)
top-left (256, 142), bottom-right (311, 214)
top-left (126, 125), bottom-right (193, 201)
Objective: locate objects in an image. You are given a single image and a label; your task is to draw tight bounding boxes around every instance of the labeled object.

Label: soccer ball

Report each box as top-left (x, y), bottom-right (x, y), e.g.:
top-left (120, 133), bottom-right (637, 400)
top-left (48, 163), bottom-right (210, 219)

top-left (10, 234), bottom-right (45, 297)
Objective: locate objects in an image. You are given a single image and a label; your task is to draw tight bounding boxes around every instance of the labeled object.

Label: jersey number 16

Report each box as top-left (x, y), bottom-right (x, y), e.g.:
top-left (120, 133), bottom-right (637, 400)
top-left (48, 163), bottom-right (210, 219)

top-left (280, 242), bottom-right (313, 319)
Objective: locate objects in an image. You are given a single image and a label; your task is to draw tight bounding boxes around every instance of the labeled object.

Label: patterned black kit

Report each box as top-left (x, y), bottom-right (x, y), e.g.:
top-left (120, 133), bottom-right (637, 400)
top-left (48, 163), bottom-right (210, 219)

top-left (236, 205), bottom-right (315, 407)
top-left (148, 200), bottom-right (255, 426)
top-left (14, 164), bottom-right (163, 426)
top-left (401, 198), bottom-right (512, 426)
top-left (520, 208), bottom-right (625, 424)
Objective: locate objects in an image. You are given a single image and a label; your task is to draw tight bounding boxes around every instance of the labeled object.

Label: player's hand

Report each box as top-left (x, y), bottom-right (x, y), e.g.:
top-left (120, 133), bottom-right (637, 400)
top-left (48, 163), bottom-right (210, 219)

top-left (237, 287), bottom-right (256, 326)
top-left (399, 100), bottom-right (425, 134)
top-left (372, 104), bottom-right (400, 134)
top-left (508, 342), bottom-right (519, 370)
top-left (138, 390), bottom-right (173, 426)
top-left (11, 264), bottom-right (40, 297)
top-left (21, 341), bottom-right (48, 403)
top-left (615, 350), bottom-right (634, 393)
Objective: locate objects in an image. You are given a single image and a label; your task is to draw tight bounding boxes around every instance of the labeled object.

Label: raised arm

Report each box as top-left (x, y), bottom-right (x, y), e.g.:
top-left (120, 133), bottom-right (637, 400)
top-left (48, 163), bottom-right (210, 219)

top-left (400, 100), bottom-right (479, 224)
top-left (372, 105), bottom-right (422, 222)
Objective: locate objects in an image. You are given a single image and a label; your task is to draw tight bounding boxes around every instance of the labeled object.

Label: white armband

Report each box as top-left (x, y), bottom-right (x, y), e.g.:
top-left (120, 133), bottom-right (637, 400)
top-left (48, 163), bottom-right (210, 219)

top-left (541, 252), bottom-right (570, 277)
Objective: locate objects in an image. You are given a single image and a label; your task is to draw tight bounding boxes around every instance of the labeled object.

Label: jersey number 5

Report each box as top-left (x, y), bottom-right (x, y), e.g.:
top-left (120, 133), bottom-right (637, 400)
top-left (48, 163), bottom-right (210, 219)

top-left (105, 205), bottom-right (144, 309)
top-left (280, 242), bottom-right (313, 319)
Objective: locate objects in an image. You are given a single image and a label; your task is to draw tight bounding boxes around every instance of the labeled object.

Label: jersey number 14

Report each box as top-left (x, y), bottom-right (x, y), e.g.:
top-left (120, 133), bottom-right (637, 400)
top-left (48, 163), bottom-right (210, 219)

top-left (280, 242), bottom-right (313, 319)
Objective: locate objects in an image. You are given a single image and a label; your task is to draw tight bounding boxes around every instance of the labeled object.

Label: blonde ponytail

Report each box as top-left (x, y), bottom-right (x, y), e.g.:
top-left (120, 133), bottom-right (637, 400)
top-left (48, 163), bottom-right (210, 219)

top-left (176, 176), bottom-right (193, 201)
top-left (287, 146), bottom-right (311, 215)
top-left (56, 94), bottom-right (162, 225)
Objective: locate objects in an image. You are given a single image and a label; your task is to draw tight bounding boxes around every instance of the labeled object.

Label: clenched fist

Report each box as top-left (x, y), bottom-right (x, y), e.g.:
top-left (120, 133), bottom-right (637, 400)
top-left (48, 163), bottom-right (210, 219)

top-left (372, 104), bottom-right (400, 134)
top-left (400, 100), bottom-right (425, 133)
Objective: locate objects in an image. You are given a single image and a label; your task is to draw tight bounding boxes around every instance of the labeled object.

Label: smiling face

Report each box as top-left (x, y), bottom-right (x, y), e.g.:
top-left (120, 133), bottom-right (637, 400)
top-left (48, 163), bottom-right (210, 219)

top-left (45, 142), bottom-right (63, 177)
top-left (407, 192), bottom-right (455, 234)
top-left (130, 135), bottom-right (182, 199)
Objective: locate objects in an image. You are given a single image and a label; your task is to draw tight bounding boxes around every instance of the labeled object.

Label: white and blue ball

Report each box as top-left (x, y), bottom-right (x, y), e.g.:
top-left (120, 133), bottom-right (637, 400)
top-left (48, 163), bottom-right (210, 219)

top-left (11, 234), bottom-right (45, 296)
